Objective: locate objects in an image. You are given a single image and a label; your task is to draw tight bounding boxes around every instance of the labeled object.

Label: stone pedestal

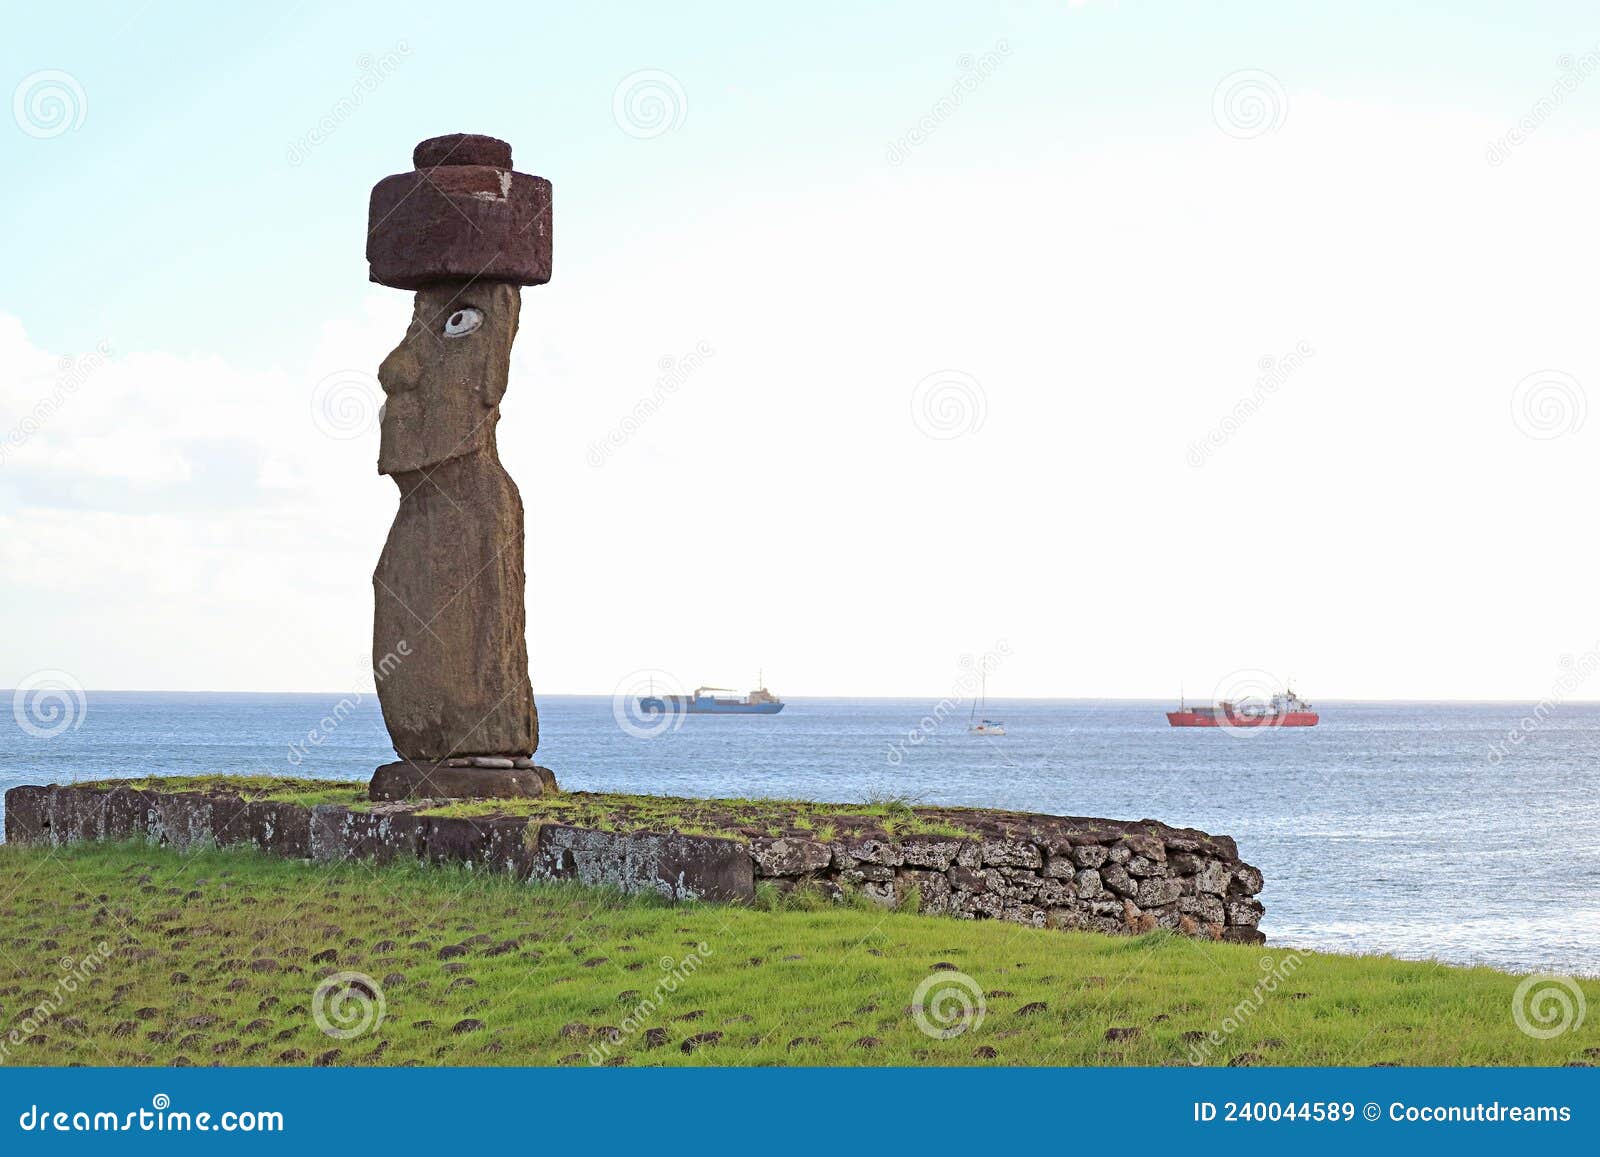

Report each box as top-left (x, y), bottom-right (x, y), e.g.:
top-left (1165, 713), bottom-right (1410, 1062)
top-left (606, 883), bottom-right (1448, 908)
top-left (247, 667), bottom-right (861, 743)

top-left (369, 759), bottom-right (557, 802)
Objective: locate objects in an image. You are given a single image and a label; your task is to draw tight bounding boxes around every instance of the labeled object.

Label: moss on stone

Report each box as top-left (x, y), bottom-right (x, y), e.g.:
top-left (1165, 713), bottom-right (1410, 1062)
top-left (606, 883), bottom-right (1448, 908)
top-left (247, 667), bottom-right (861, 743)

top-left (78, 775), bottom-right (367, 807)
top-left (410, 791), bottom-right (978, 841)
top-left (70, 776), bottom-right (980, 842)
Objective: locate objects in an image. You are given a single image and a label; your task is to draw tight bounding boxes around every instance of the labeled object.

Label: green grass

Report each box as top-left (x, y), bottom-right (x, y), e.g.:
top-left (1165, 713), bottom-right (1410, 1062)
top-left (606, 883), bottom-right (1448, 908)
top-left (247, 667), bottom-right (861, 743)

top-left (411, 791), bottom-right (973, 839)
top-left (70, 777), bottom-right (977, 839)
top-left (2, 841), bottom-right (1597, 1068)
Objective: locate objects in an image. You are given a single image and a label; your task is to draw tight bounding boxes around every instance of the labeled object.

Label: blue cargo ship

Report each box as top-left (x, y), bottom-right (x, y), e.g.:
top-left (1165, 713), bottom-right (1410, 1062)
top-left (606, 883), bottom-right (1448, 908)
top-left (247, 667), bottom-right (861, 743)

top-left (638, 677), bottom-right (784, 715)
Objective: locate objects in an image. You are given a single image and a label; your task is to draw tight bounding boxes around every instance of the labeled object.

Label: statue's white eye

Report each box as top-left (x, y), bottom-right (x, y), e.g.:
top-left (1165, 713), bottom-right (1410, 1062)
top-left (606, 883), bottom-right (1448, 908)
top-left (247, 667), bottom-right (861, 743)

top-left (443, 307), bottom-right (483, 338)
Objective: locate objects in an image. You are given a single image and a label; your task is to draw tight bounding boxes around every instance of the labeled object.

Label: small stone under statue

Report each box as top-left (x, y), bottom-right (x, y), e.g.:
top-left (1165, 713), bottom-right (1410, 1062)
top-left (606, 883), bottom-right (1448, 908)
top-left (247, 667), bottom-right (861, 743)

top-left (364, 133), bottom-right (556, 801)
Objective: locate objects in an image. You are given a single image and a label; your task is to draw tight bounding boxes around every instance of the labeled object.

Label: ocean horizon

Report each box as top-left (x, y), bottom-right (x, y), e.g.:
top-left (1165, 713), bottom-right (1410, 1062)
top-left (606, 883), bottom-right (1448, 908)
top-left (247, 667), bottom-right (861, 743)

top-left (5, 692), bottom-right (1597, 978)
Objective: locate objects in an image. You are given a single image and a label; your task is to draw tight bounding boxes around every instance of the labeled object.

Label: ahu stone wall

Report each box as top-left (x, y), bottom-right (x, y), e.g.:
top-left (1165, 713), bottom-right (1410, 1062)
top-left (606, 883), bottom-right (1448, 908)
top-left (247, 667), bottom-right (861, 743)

top-left (749, 813), bottom-right (1265, 944)
top-left (3, 785), bottom-right (1266, 944)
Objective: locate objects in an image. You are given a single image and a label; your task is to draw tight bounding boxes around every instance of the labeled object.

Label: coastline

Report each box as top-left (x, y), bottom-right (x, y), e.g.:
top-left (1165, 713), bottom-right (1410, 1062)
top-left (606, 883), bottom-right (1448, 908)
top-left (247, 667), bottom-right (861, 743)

top-left (3, 697), bottom-right (1599, 976)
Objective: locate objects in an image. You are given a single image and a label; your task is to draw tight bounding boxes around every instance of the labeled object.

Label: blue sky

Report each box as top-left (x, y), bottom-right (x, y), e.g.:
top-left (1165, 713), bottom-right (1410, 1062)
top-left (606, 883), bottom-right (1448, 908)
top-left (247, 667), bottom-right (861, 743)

top-left (6, 2), bottom-right (1600, 698)
top-left (6, 0), bottom-right (1588, 364)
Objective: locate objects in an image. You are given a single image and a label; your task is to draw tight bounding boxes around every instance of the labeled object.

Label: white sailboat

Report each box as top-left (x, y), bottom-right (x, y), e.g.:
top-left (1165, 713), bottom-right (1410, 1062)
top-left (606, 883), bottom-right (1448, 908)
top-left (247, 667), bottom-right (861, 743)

top-left (969, 670), bottom-right (1006, 735)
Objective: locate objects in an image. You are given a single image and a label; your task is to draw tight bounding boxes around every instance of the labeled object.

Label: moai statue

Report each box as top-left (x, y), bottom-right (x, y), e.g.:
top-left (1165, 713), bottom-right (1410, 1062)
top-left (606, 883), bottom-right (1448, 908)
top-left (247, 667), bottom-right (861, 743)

top-left (364, 133), bottom-right (556, 800)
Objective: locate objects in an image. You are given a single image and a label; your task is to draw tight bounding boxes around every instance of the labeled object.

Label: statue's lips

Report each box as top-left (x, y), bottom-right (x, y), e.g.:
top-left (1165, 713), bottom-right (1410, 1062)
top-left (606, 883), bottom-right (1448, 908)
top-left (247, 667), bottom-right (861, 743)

top-left (376, 390), bottom-right (499, 476)
top-left (367, 165), bottom-right (553, 290)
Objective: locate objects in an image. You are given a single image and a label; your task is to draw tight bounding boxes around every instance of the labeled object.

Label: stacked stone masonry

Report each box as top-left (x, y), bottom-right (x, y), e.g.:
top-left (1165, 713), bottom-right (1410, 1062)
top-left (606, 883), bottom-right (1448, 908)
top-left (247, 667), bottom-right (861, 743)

top-left (3, 785), bottom-right (1265, 944)
top-left (748, 816), bottom-right (1265, 944)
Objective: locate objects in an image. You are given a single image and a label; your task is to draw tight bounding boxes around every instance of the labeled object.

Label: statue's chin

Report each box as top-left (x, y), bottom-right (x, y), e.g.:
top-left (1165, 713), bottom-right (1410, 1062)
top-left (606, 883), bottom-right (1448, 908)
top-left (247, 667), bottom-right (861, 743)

top-left (380, 451), bottom-right (468, 478)
top-left (378, 423), bottom-right (496, 477)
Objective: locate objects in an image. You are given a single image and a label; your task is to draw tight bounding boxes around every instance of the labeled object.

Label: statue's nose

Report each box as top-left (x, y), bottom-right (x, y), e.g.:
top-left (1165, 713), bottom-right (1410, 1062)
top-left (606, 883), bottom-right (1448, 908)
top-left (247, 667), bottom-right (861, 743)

top-left (378, 340), bottom-right (421, 394)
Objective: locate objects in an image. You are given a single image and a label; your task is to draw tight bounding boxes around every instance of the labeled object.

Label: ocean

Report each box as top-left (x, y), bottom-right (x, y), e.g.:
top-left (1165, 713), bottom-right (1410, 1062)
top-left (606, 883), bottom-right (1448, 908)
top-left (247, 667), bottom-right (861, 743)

top-left (3, 693), bottom-right (1596, 977)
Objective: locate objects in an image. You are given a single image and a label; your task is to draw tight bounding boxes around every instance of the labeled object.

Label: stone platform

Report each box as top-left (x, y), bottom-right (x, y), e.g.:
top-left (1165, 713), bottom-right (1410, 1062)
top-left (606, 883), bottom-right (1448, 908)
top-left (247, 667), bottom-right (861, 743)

top-left (369, 759), bottom-right (557, 801)
top-left (2, 782), bottom-right (1267, 943)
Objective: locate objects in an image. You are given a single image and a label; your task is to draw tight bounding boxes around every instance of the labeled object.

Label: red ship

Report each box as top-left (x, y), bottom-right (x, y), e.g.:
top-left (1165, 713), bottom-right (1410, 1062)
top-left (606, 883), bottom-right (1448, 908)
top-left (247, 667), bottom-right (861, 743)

top-left (1167, 686), bottom-right (1319, 728)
